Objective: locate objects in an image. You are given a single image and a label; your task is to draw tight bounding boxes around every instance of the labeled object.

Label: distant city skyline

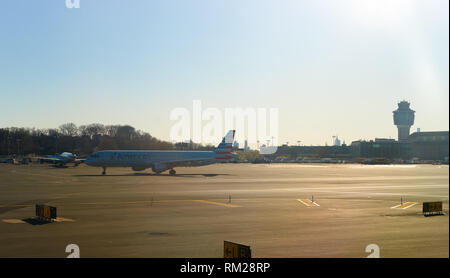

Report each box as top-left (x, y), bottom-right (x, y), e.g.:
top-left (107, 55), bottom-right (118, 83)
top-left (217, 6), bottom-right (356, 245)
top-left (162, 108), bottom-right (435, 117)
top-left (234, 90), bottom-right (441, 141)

top-left (0, 0), bottom-right (448, 146)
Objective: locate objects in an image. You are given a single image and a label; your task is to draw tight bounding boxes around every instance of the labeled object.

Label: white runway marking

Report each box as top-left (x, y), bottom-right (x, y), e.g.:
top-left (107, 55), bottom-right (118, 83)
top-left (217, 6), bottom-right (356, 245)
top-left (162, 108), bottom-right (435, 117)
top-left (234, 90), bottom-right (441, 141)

top-left (207, 188), bottom-right (448, 199)
top-left (297, 199), bottom-right (320, 207)
top-left (391, 202), bottom-right (418, 209)
top-left (297, 199), bottom-right (311, 207)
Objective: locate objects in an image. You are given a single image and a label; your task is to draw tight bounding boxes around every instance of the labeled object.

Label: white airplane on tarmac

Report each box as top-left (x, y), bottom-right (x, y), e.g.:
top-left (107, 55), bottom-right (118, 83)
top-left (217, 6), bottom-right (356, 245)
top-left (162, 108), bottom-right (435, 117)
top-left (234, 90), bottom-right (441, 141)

top-left (85, 130), bottom-right (236, 175)
top-left (38, 152), bottom-right (84, 167)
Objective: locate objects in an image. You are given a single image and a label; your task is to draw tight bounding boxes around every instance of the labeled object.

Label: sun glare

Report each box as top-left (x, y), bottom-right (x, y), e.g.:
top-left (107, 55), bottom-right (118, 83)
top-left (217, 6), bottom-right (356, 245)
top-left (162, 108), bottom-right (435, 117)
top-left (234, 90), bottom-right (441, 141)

top-left (345, 0), bottom-right (414, 29)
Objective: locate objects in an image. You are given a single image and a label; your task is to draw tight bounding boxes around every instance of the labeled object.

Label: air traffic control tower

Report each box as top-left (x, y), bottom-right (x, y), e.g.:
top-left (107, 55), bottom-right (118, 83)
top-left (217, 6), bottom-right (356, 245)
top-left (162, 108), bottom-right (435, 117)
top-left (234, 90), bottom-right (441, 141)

top-left (393, 101), bottom-right (415, 142)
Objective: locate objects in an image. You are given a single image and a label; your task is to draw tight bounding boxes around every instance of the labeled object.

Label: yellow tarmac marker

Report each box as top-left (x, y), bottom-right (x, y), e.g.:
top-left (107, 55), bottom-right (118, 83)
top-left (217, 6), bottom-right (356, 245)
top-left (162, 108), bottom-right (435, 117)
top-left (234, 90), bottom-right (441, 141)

top-left (297, 199), bottom-right (320, 207)
top-left (79, 201), bottom-right (150, 206)
top-left (2, 219), bottom-right (25, 224)
top-left (391, 202), bottom-right (417, 209)
top-left (54, 217), bottom-right (75, 222)
top-left (193, 200), bottom-right (241, 208)
top-left (2, 217), bottom-right (75, 224)
top-left (0, 199), bottom-right (239, 209)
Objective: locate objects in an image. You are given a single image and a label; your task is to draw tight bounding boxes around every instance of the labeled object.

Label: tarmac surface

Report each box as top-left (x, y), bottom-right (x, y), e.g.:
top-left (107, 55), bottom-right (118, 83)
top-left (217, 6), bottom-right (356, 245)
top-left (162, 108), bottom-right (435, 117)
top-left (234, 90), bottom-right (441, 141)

top-left (0, 163), bottom-right (448, 257)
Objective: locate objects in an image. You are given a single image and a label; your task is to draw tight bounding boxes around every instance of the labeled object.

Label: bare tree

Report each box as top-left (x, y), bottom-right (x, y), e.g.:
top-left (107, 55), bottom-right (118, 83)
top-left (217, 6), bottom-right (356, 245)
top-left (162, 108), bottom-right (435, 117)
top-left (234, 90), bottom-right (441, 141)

top-left (80, 123), bottom-right (105, 138)
top-left (59, 123), bottom-right (78, 136)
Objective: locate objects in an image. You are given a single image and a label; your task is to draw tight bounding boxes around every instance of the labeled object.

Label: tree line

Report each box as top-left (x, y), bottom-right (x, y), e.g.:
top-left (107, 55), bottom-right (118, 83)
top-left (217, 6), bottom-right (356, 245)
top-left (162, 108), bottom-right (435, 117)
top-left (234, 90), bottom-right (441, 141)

top-left (0, 123), bottom-right (214, 156)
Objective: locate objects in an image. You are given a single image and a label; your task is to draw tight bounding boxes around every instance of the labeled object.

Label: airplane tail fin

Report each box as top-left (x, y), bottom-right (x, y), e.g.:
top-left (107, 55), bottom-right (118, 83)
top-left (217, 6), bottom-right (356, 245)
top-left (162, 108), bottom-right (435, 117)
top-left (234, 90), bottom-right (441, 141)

top-left (214, 130), bottom-right (235, 160)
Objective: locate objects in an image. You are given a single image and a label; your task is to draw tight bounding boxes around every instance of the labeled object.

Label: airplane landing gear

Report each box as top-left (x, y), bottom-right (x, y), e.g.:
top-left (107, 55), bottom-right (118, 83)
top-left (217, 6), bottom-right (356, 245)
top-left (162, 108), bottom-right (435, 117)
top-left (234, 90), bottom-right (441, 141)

top-left (102, 167), bottom-right (106, 175)
top-left (169, 169), bottom-right (176, 176)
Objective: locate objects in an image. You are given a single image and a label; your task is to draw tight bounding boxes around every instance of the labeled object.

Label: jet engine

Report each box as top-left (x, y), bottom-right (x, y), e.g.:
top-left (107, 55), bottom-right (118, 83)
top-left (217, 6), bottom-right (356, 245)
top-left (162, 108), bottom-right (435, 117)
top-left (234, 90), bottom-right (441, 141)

top-left (151, 163), bottom-right (168, 173)
top-left (131, 166), bottom-right (147, 171)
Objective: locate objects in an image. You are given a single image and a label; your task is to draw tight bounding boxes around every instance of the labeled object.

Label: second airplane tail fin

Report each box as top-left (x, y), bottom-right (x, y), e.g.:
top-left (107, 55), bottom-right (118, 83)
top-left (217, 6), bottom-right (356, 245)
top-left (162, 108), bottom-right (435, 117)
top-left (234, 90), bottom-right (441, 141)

top-left (214, 130), bottom-right (235, 160)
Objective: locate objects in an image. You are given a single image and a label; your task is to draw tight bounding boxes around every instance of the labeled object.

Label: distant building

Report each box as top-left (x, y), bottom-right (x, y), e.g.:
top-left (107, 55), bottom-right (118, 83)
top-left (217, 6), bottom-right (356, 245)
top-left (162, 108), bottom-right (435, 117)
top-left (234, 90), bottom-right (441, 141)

top-left (333, 136), bottom-right (341, 146)
top-left (244, 140), bottom-right (250, 151)
top-left (233, 141), bottom-right (239, 150)
top-left (270, 144), bottom-right (352, 160)
top-left (407, 131), bottom-right (449, 160)
top-left (266, 101), bottom-right (448, 162)
top-left (351, 138), bottom-right (407, 159)
top-left (351, 132), bottom-right (449, 161)
top-left (348, 101), bottom-right (448, 161)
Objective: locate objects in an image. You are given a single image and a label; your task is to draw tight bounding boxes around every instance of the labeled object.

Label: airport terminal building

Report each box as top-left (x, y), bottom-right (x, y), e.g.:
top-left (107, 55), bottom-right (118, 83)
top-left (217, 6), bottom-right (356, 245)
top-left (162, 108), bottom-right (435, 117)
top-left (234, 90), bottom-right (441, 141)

top-left (350, 101), bottom-right (449, 162)
top-left (407, 131), bottom-right (449, 160)
top-left (272, 101), bottom-right (449, 163)
top-left (351, 138), bottom-right (407, 160)
top-left (350, 131), bottom-right (449, 161)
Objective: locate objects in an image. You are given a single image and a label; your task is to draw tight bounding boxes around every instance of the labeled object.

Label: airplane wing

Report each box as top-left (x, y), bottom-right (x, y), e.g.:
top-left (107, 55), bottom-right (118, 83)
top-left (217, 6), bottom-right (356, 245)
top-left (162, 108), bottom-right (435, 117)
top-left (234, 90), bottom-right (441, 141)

top-left (160, 157), bottom-right (213, 168)
top-left (37, 157), bottom-right (62, 162)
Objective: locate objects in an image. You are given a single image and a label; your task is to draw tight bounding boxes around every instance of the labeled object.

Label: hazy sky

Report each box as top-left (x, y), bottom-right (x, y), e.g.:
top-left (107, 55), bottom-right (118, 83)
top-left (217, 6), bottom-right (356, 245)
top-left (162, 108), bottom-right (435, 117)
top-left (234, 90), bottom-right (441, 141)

top-left (0, 0), bottom-right (448, 146)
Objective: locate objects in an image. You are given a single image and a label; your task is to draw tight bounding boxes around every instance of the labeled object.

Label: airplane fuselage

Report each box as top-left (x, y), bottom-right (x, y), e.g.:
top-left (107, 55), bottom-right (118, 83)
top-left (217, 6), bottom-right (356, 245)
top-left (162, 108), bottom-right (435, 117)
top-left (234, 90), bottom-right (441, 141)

top-left (85, 150), bottom-right (217, 168)
top-left (85, 130), bottom-right (236, 175)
